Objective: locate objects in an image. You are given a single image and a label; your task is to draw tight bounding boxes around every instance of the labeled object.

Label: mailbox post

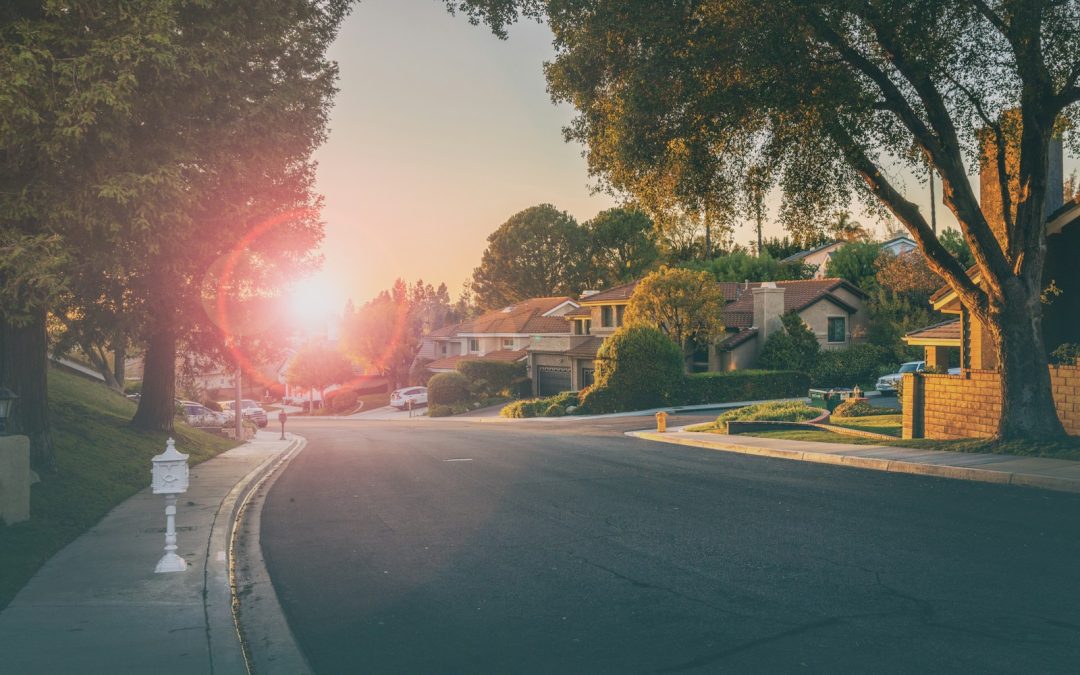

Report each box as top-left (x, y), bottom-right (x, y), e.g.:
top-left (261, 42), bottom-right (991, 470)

top-left (278, 410), bottom-right (287, 440)
top-left (151, 438), bottom-right (189, 573)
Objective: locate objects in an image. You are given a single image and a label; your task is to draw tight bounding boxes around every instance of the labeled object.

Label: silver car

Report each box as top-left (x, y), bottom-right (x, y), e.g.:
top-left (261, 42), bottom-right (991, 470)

top-left (876, 361), bottom-right (925, 395)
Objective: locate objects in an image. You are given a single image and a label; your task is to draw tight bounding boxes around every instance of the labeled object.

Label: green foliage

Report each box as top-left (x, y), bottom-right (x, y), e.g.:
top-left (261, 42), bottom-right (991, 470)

top-left (427, 371), bottom-right (471, 405)
top-left (824, 242), bottom-right (882, 293)
top-left (1049, 343), bottom-right (1080, 366)
top-left (831, 398), bottom-right (891, 418)
top-left (428, 404), bottom-right (455, 418)
top-left (680, 370), bottom-right (811, 406)
top-left (574, 384), bottom-right (622, 415)
top-left (500, 391), bottom-right (580, 418)
top-left (594, 326), bottom-right (684, 410)
top-left (456, 360), bottom-right (524, 397)
top-left (0, 368), bottom-right (237, 610)
top-left (810, 344), bottom-right (894, 388)
top-left (938, 228), bottom-right (975, 269)
top-left (410, 359), bottom-right (434, 387)
top-left (683, 250), bottom-right (813, 283)
top-left (471, 204), bottom-right (588, 309)
top-left (712, 401), bottom-right (827, 431)
top-left (757, 312), bottom-right (820, 373)
top-left (760, 235), bottom-right (830, 261)
top-left (626, 267), bottom-right (726, 365)
top-left (585, 207), bottom-right (659, 285)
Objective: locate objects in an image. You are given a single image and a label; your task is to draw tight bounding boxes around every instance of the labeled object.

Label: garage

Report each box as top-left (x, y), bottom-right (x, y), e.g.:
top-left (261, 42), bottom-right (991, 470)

top-left (537, 366), bottom-right (572, 396)
top-left (580, 367), bottom-right (595, 389)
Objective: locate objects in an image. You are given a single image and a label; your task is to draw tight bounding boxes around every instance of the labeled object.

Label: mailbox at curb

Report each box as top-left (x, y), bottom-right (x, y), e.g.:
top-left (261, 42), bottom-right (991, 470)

top-left (655, 411), bottom-right (668, 433)
top-left (151, 438), bottom-right (189, 573)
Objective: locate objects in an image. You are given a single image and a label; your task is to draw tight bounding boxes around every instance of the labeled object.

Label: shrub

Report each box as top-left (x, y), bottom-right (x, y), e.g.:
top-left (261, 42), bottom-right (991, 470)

top-left (510, 376), bottom-right (533, 399)
top-left (832, 398), bottom-right (890, 417)
top-left (575, 385), bottom-right (621, 414)
top-left (713, 401), bottom-right (826, 431)
top-left (500, 391), bottom-right (580, 418)
top-left (409, 359), bottom-right (434, 386)
top-left (1050, 343), bottom-right (1080, 366)
top-left (809, 343), bottom-right (893, 388)
top-left (428, 371), bottom-right (471, 405)
top-left (594, 326), bottom-right (684, 411)
top-left (544, 404), bottom-right (566, 417)
top-left (428, 404), bottom-right (454, 417)
top-left (457, 360), bottom-right (524, 396)
top-left (326, 389), bottom-right (360, 413)
top-left (757, 312), bottom-right (820, 372)
top-left (680, 370), bottom-right (810, 405)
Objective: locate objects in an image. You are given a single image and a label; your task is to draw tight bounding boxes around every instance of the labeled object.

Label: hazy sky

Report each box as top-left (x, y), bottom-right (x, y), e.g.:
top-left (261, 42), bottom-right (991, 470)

top-left (307, 1), bottom-right (1073, 312)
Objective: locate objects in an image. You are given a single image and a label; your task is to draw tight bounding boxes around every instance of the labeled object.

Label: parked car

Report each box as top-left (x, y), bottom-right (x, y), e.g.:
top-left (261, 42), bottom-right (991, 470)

top-left (876, 361), bottom-right (925, 395)
top-left (220, 399), bottom-right (269, 427)
top-left (177, 401), bottom-right (224, 429)
top-left (390, 387), bottom-right (428, 410)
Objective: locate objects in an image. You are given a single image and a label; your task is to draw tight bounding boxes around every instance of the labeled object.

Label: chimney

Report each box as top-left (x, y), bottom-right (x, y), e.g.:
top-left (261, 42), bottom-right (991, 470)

top-left (752, 282), bottom-right (785, 342)
top-left (979, 110), bottom-right (1064, 246)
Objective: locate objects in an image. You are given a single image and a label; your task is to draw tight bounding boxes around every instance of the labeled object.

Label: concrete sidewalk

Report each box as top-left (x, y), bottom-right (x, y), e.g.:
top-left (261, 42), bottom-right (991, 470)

top-left (629, 428), bottom-right (1080, 494)
top-left (0, 431), bottom-right (304, 674)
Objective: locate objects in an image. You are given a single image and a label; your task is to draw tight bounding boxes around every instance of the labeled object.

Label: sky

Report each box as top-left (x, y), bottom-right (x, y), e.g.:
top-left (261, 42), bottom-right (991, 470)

top-left (303, 0), bottom-right (1074, 315)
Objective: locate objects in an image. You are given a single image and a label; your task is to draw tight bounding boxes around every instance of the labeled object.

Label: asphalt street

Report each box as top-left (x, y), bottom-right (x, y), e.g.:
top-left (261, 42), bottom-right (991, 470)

top-left (261, 416), bottom-right (1080, 674)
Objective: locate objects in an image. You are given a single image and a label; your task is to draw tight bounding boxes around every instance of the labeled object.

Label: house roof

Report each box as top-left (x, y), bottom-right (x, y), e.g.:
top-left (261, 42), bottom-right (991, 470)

top-left (716, 327), bottom-right (758, 351)
top-left (564, 336), bottom-right (605, 359)
top-left (720, 278), bottom-right (865, 327)
top-left (781, 241), bottom-right (842, 262)
top-left (903, 318), bottom-right (961, 346)
top-left (431, 297), bottom-right (577, 338)
top-left (577, 280), bottom-right (639, 304)
top-left (565, 305), bottom-right (592, 318)
top-left (426, 349), bottom-right (528, 371)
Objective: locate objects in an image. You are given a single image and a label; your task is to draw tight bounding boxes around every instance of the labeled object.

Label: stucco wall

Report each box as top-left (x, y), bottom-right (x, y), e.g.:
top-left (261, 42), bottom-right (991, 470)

top-left (902, 366), bottom-right (1080, 439)
top-left (798, 298), bottom-right (865, 351)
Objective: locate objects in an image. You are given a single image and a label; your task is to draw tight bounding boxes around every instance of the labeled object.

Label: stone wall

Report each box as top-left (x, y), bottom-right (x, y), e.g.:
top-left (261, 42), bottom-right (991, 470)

top-left (903, 366), bottom-right (1080, 439)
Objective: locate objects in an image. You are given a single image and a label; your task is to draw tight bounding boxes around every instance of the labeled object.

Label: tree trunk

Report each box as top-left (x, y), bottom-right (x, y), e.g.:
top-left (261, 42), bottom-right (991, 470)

top-left (1, 308), bottom-right (55, 472)
top-left (991, 281), bottom-right (1065, 440)
top-left (83, 342), bottom-right (122, 391)
top-left (113, 342), bottom-right (126, 387)
top-left (132, 326), bottom-right (176, 432)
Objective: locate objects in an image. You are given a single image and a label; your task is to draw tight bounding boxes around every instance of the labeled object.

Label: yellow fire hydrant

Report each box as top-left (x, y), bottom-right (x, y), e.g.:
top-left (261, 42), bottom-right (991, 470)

top-left (656, 411), bottom-right (668, 433)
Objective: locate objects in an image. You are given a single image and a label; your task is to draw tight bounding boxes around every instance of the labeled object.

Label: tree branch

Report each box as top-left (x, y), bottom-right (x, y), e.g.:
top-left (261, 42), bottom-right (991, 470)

top-left (830, 124), bottom-right (988, 317)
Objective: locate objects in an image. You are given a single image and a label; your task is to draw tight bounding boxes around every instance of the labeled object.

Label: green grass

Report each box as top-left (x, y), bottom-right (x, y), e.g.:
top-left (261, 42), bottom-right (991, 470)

top-left (828, 414), bottom-right (903, 438)
top-left (686, 401), bottom-right (827, 432)
top-left (0, 367), bottom-right (239, 610)
top-left (745, 429), bottom-right (1080, 461)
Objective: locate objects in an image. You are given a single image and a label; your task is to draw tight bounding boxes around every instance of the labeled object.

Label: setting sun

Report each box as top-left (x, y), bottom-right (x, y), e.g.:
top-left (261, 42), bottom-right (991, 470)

top-left (287, 275), bottom-right (344, 328)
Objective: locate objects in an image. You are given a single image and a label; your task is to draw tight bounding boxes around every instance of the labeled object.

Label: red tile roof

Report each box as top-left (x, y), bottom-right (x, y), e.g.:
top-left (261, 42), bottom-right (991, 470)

top-left (716, 327), bottom-right (758, 351)
top-left (426, 349), bottom-right (527, 371)
top-left (904, 318), bottom-right (961, 343)
top-left (578, 281), bottom-right (639, 304)
top-left (564, 336), bottom-right (605, 359)
top-left (720, 278), bottom-right (863, 327)
top-left (565, 305), bottom-right (592, 318)
top-left (433, 297), bottom-right (577, 338)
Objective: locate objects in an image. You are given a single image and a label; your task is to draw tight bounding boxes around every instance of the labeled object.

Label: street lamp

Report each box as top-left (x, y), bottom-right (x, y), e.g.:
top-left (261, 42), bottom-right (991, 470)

top-left (0, 387), bottom-right (18, 434)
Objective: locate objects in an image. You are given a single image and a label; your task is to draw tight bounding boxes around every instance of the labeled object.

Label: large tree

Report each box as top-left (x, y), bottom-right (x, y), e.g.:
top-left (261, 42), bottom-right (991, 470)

top-left (625, 267), bottom-right (726, 371)
top-left (286, 340), bottom-right (355, 411)
top-left (447, 0), bottom-right (1080, 439)
top-left (584, 206), bottom-right (660, 286)
top-left (472, 204), bottom-right (588, 308)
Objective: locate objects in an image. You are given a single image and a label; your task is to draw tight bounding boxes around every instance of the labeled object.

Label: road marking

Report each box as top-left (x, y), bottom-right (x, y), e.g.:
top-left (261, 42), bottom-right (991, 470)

top-left (443, 458), bottom-right (473, 462)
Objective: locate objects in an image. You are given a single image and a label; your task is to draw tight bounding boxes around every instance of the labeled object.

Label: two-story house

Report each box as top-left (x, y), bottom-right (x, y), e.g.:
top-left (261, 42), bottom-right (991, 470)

top-left (419, 296), bottom-right (580, 373)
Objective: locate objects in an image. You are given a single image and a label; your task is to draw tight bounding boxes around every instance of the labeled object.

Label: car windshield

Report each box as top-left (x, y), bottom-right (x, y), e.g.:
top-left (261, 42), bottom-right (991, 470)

top-left (899, 363), bottom-right (922, 373)
top-left (241, 400), bottom-right (259, 408)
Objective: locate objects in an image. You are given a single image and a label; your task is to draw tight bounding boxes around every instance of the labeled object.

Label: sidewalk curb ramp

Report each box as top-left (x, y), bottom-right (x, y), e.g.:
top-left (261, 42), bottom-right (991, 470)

top-left (627, 430), bottom-right (1080, 495)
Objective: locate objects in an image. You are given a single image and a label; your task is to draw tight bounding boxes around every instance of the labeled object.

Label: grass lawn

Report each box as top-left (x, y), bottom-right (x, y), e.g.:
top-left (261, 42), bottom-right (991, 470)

top-left (745, 428), bottom-right (1080, 461)
top-left (828, 414), bottom-right (903, 437)
top-left (685, 401), bottom-right (827, 432)
top-left (0, 367), bottom-right (239, 610)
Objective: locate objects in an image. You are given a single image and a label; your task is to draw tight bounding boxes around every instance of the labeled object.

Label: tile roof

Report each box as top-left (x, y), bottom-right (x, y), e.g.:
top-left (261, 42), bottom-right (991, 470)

top-left (433, 296), bottom-right (577, 337)
top-left (578, 280), bottom-right (639, 304)
top-left (720, 278), bottom-right (864, 327)
top-left (716, 327), bottom-right (758, 351)
top-left (781, 241), bottom-right (842, 262)
top-left (564, 336), bottom-right (605, 359)
top-left (425, 349), bottom-right (527, 371)
top-left (565, 305), bottom-right (592, 318)
top-left (904, 318), bottom-right (961, 343)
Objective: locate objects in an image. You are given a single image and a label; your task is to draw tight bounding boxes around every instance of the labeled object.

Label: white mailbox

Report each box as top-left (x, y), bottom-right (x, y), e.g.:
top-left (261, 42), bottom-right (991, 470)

top-left (151, 438), bottom-right (189, 494)
top-left (150, 438), bottom-right (189, 573)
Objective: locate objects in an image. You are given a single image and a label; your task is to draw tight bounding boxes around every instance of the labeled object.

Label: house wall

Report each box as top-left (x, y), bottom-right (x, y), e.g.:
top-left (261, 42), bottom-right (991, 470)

top-left (581, 302), bottom-right (628, 337)
top-left (902, 366), bottom-right (1080, 439)
top-left (797, 298), bottom-right (866, 350)
top-left (720, 339), bottom-right (759, 371)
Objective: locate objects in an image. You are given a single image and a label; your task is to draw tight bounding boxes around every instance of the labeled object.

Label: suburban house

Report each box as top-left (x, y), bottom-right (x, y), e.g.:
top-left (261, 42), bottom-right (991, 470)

top-left (784, 235), bottom-right (917, 278)
top-left (418, 296), bottom-right (580, 373)
top-left (902, 135), bottom-right (1080, 439)
top-left (526, 278), bottom-right (869, 396)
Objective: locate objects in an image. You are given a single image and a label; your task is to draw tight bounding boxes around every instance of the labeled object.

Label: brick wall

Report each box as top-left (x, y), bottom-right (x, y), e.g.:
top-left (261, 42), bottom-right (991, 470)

top-left (903, 366), bottom-right (1080, 439)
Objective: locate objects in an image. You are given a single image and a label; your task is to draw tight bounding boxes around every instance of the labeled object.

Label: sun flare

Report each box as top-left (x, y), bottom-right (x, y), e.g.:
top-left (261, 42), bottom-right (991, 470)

top-left (287, 275), bottom-right (344, 327)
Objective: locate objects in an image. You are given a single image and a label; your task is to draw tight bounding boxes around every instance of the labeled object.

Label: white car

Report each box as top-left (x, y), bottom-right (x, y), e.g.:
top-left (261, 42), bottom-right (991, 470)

top-left (876, 361), bottom-right (925, 395)
top-left (390, 387), bottom-right (428, 410)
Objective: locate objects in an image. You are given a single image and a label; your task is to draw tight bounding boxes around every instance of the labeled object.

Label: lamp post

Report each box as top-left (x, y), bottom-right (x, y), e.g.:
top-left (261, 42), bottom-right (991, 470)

top-left (0, 387), bottom-right (18, 434)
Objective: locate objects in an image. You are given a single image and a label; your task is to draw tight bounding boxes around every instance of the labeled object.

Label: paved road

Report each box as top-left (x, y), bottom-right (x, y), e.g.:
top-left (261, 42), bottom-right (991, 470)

top-left (261, 416), bottom-right (1080, 674)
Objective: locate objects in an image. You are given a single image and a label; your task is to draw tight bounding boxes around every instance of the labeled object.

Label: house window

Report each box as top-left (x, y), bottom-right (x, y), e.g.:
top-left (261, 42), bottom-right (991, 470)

top-left (827, 316), bottom-right (847, 343)
top-left (601, 306), bottom-right (613, 327)
top-left (615, 305), bottom-right (625, 327)
top-left (502, 338), bottom-right (514, 349)
top-left (469, 338), bottom-right (480, 352)
top-left (440, 343), bottom-right (448, 356)
top-left (583, 319), bottom-right (591, 335)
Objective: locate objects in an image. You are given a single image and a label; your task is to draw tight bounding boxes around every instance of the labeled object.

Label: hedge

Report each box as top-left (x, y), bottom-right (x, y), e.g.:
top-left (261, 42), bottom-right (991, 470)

top-left (501, 390), bottom-right (580, 418)
top-left (680, 370), bottom-right (810, 406)
top-left (809, 343), bottom-right (893, 388)
top-left (457, 360), bottom-right (524, 396)
top-left (428, 371), bottom-right (471, 405)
